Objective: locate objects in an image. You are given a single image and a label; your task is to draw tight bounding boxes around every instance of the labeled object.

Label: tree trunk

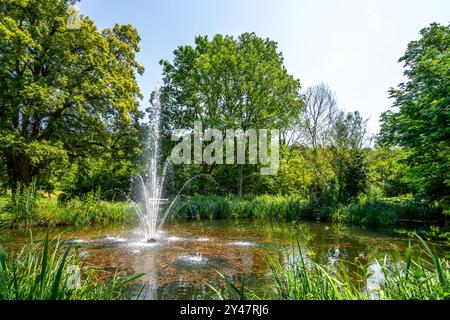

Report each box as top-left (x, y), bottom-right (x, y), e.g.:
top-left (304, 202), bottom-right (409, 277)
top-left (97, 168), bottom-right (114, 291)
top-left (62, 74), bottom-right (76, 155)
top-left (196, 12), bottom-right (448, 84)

top-left (237, 164), bottom-right (244, 197)
top-left (6, 151), bottom-right (34, 194)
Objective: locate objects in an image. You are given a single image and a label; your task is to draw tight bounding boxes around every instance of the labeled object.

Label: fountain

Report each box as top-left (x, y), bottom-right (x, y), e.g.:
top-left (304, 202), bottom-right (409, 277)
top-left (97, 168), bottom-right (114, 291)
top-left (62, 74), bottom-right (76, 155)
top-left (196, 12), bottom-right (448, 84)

top-left (133, 87), bottom-right (224, 243)
top-left (134, 88), bottom-right (173, 242)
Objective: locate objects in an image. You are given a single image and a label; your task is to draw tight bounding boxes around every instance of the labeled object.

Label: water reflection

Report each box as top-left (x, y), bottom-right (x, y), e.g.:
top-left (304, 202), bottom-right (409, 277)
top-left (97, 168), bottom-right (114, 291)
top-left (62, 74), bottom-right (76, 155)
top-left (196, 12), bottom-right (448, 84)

top-left (0, 220), bottom-right (447, 300)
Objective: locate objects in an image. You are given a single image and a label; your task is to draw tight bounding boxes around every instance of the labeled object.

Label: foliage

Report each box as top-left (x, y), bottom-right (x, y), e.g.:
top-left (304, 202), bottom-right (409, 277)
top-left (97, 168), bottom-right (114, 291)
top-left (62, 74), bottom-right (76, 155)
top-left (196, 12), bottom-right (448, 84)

top-left (159, 33), bottom-right (302, 195)
top-left (1, 192), bottom-right (135, 228)
top-left (5, 179), bottom-right (37, 223)
top-left (0, 0), bottom-right (144, 189)
top-left (60, 158), bottom-right (141, 201)
top-left (331, 111), bottom-right (369, 202)
top-left (171, 195), bottom-right (310, 221)
top-left (330, 199), bottom-right (440, 226)
top-left (0, 234), bottom-right (143, 300)
top-left (380, 23), bottom-right (450, 210)
top-left (367, 148), bottom-right (413, 197)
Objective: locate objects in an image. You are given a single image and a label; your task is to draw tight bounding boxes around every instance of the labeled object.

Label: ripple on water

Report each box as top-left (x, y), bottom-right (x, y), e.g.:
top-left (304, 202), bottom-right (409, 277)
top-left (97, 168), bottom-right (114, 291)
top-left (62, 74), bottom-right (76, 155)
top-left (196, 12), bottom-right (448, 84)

top-left (127, 241), bottom-right (159, 249)
top-left (166, 236), bottom-right (187, 242)
top-left (71, 239), bottom-right (89, 244)
top-left (228, 241), bottom-right (256, 247)
top-left (175, 254), bottom-right (228, 269)
top-left (104, 236), bottom-right (128, 243)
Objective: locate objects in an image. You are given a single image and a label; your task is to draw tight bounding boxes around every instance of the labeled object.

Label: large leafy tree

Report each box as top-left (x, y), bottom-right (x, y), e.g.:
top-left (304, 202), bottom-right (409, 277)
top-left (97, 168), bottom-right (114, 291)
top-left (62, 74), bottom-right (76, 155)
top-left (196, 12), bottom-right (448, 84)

top-left (331, 111), bottom-right (369, 202)
top-left (159, 33), bottom-right (302, 196)
top-left (0, 0), bottom-right (144, 190)
top-left (380, 23), bottom-right (449, 206)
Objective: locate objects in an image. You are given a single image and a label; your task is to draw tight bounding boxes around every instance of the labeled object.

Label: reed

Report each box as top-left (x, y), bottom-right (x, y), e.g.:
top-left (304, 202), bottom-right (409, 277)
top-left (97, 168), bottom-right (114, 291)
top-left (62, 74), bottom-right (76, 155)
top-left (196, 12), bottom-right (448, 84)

top-left (0, 233), bottom-right (143, 300)
top-left (331, 199), bottom-right (439, 226)
top-left (171, 195), bottom-right (310, 221)
top-left (210, 235), bottom-right (449, 300)
top-left (172, 195), bottom-right (440, 228)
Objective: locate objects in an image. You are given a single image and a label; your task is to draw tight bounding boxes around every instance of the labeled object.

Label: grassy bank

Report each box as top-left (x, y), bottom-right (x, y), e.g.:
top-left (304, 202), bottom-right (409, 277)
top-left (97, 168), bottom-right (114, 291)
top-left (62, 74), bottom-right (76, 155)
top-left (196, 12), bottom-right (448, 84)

top-left (171, 195), bottom-right (442, 227)
top-left (0, 192), bottom-right (135, 228)
top-left (171, 195), bottom-right (309, 221)
top-left (0, 234), bottom-right (143, 300)
top-left (1, 191), bottom-right (444, 231)
top-left (330, 199), bottom-right (441, 226)
top-left (212, 236), bottom-right (450, 300)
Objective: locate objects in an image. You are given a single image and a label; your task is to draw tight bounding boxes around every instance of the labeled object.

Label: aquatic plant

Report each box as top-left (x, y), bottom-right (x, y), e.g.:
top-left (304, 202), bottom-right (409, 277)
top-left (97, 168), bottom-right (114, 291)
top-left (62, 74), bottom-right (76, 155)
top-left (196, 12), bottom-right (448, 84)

top-left (210, 235), bottom-right (449, 300)
top-left (172, 195), bottom-right (439, 228)
top-left (0, 233), bottom-right (143, 300)
top-left (330, 199), bottom-right (439, 226)
top-left (171, 195), bottom-right (310, 221)
top-left (7, 180), bottom-right (37, 223)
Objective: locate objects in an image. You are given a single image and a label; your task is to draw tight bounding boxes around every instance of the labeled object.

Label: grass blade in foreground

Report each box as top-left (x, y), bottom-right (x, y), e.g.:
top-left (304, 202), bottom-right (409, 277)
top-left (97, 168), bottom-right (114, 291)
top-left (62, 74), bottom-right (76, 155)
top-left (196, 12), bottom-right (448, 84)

top-left (0, 235), bottom-right (144, 300)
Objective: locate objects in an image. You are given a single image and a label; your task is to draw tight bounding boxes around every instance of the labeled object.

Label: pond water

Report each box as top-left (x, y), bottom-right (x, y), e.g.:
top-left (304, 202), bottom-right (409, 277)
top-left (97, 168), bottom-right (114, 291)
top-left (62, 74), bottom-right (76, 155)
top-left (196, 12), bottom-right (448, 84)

top-left (0, 220), bottom-right (448, 300)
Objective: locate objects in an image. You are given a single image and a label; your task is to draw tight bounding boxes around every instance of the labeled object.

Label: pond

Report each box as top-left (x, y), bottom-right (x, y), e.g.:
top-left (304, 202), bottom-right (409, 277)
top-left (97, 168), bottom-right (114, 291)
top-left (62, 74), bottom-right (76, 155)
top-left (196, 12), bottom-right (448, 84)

top-left (0, 220), bottom-right (447, 300)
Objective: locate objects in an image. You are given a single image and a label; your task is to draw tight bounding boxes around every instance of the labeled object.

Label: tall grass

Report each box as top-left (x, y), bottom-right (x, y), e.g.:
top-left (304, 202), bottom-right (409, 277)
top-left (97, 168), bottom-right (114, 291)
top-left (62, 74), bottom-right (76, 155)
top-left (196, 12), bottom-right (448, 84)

top-left (8, 181), bottom-right (37, 223)
top-left (0, 233), bottom-right (143, 300)
top-left (379, 236), bottom-right (449, 299)
top-left (268, 242), bottom-right (366, 300)
top-left (171, 195), bottom-right (440, 228)
top-left (331, 199), bottom-right (439, 226)
top-left (171, 195), bottom-right (310, 221)
top-left (48, 192), bottom-right (135, 226)
top-left (2, 191), bottom-right (135, 228)
top-left (210, 235), bottom-right (449, 300)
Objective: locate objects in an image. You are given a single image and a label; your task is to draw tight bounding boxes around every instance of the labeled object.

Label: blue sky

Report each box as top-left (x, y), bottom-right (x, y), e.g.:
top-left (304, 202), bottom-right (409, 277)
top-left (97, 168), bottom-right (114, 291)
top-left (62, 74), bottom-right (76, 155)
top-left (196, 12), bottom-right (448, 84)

top-left (78, 0), bottom-right (449, 134)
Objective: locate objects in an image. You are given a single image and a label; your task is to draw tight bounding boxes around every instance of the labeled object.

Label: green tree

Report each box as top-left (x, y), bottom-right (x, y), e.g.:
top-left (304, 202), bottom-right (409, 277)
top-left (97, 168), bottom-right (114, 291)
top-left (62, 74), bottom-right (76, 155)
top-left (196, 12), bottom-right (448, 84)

top-left (0, 0), bottom-right (144, 191)
top-left (293, 83), bottom-right (338, 205)
top-left (380, 23), bottom-right (450, 207)
top-left (159, 33), bottom-right (302, 196)
top-left (0, 155), bottom-right (7, 194)
top-left (367, 148), bottom-right (412, 197)
top-left (331, 111), bottom-right (369, 202)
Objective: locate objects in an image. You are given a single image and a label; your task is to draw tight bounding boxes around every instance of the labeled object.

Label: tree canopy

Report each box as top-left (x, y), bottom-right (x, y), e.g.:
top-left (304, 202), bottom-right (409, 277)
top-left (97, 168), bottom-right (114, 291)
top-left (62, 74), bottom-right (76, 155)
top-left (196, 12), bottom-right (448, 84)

top-left (380, 23), bottom-right (449, 208)
top-left (0, 0), bottom-right (144, 191)
top-left (158, 33), bottom-right (302, 195)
